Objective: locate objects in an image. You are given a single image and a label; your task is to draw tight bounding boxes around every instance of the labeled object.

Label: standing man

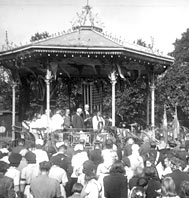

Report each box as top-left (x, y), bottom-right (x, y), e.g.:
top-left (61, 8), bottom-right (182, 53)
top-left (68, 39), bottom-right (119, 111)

top-left (83, 104), bottom-right (92, 129)
top-left (30, 161), bottom-right (62, 198)
top-left (72, 108), bottom-right (85, 130)
top-left (63, 109), bottom-right (71, 129)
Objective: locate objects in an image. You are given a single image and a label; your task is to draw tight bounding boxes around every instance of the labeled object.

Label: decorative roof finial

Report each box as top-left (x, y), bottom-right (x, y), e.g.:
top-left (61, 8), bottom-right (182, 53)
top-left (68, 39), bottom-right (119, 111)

top-left (71, 0), bottom-right (104, 31)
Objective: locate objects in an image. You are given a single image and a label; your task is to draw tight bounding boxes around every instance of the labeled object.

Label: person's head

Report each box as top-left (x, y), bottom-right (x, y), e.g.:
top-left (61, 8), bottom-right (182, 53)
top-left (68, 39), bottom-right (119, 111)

top-left (144, 166), bottom-right (157, 179)
top-left (126, 137), bottom-right (135, 145)
top-left (74, 144), bottom-right (84, 152)
top-left (56, 142), bottom-right (67, 153)
top-left (131, 144), bottom-right (140, 154)
top-left (50, 155), bottom-right (62, 167)
top-left (72, 183), bottom-right (83, 194)
top-left (63, 140), bottom-right (71, 147)
top-left (161, 177), bottom-right (177, 197)
top-left (39, 161), bottom-right (52, 173)
top-left (65, 109), bottom-right (70, 116)
top-left (25, 151), bottom-right (36, 164)
top-left (105, 139), bottom-right (113, 149)
top-left (97, 111), bottom-right (102, 117)
top-left (84, 104), bottom-right (89, 111)
top-left (180, 181), bottom-right (189, 198)
top-left (77, 108), bottom-right (82, 115)
top-left (171, 157), bottom-right (185, 171)
top-left (143, 136), bottom-right (149, 143)
top-left (134, 166), bottom-right (144, 177)
top-left (110, 160), bottom-right (125, 175)
top-left (164, 157), bottom-right (171, 168)
top-left (83, 160), bottom-right (96, 181)
top-left (17, 138), bottom-right (25, 146)
top-left (0, 161), bottom-right (9, 174)
top-left (8, 153), bottom-right (22, 167)
top-left (94, 141), bottom-right (101, 149)
top-left (137, 177), bottom-right (148, 189)
top-left (145, 157), bottom-right (154, 167)
top-left (122, 156), bottom-right (131, 168)
top-left (35, 139), bottom-right (44, 149)
top-left (130, 186), bottom-right (146, 198)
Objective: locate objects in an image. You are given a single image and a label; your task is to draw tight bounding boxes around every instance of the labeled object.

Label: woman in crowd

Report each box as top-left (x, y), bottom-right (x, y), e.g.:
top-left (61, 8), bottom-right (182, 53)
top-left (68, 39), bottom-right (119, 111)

top-left (160, 177), bottom-right (179, 198)
top-left (103, 160), bottom-right (127, 198)
top-left (130, 187), bottom-right (146, 198)
top-left (80, 160), bottom-right (101, 198)
top-left (180, 181), bottom-right (189, 198)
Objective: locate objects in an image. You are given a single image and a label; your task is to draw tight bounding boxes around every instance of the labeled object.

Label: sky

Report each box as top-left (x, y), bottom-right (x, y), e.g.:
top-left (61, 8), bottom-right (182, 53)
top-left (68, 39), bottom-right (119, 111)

top-left (0, 0), bottom-right (189, 55)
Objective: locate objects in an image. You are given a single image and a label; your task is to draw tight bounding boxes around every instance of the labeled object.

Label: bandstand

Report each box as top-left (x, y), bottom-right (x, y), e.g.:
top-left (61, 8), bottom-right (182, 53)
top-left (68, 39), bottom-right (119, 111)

top-left (0, 4), bottom-right (174, 141)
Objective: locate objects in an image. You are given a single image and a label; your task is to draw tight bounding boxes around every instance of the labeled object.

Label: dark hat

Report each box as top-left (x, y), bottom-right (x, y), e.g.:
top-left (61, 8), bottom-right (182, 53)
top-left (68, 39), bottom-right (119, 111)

top-left (50, 155), bottom-right (62, 167)
top-left (25, 151), bottom-right (36, 163)
top-left (122, 156), bottom-right (131, 167)
top-left (39, 161), bottom-right (52, 171)
top-left (8, 153), bottom-right (22, 167)
top-left (0, 161), bottom-right (9, 173)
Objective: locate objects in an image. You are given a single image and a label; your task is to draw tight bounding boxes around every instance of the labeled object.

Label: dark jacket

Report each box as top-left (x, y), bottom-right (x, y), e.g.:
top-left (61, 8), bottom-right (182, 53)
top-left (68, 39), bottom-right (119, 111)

top-left (0, 173), bottom-right (15, 198)
top-left (165, 169), bottom-right (189, 194)
top-left (104, 173), bottom-right (128, 198)
top-left (72, 114), bottom-right (85, 129)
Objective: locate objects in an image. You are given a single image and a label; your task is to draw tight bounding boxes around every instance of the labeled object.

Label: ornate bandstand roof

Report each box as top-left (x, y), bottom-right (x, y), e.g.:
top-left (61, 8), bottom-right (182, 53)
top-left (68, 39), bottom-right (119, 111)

top-left (0, 3), bottom-right (174, 78)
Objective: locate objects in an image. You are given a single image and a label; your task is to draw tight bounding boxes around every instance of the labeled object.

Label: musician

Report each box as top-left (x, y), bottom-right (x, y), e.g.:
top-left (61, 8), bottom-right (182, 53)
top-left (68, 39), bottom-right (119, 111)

top-left (83, 104), bottom-right (92, 128)
top-left (72, 108), bottom-right (85, 130)
top-left (92, 110), bottom-right (105, 132)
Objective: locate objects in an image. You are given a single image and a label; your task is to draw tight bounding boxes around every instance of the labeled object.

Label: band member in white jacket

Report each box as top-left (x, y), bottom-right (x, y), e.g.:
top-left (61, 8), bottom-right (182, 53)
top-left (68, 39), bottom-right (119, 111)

top-left (92, 111), bottom-right (105, 132)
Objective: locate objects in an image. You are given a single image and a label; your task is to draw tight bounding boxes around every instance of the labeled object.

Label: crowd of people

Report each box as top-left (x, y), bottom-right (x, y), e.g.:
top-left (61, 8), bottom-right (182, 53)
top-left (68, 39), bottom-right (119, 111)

top-left (1, 132), bottom-right (189, 198)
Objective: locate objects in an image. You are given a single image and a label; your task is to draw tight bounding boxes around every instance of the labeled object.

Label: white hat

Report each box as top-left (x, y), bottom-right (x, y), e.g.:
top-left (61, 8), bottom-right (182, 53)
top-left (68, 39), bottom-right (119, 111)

top-left (35, 139), bottom-right (44, 146)
top-left (56, 142), bottom-right (64, 148)
top-left (74, 144), bottom-right (84, 151)
top-left (0, 148), bottom-right (9, 154)
top-left (19, 149), bottom-right (28, 157)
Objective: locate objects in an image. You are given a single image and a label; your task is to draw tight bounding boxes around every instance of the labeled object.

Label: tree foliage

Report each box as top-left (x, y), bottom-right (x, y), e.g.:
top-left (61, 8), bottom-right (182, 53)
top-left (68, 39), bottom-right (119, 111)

top-left (30, 31), bottom-right (50, 42)
top-left (103, 77), bottom-right (148, 127)
top-left (156, 28), bottom-right (189, 127)
top-left (0, 67), bottom-right (13, 110)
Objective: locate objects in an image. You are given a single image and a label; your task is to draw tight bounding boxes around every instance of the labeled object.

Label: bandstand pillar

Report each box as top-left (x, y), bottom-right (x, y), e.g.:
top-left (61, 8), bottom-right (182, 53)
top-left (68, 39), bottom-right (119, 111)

top-left (150, 74), bottom-right (156, 138)
top-left (12, 82), bottom-right (16, 140)
top-left (45, 67), bottom-right (51, 133)
top-left (109, 71), bottom-right (117, 127)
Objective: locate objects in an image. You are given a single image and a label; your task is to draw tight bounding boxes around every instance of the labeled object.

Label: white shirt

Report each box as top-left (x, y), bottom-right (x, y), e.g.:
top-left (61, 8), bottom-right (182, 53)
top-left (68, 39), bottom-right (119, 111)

top-left (33, 149), bottom-right (49, 164)
top-left (20, 164), bottom-right (39, 185)
top-left (92, 115), bottom-right (105, 131)
top-left (71, 151), bottom-right (88, 178)
top-left (101, 149), bottom-right (118, 167)
top-left (49, 165), bottom-right (68, 186)
top-left (5, 166), bottom-right (21, 190)
top-left (51, 113), bottom-right (64, 132)
top-left (128, 153), bottom-right (144, 172)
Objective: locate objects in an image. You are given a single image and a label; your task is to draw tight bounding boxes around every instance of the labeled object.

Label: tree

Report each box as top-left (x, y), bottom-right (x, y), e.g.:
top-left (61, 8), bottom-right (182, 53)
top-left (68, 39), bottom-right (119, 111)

top-left (156, 28), bottom-right (189, 127)
top-left (30, 31), bottom-right (50, 42)
top-left (0, 66), bottom-right (13, 110)
top-left (103, 77), bottom-right (148, 127)
top-left (135, 38), bottom-right (147, 47)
